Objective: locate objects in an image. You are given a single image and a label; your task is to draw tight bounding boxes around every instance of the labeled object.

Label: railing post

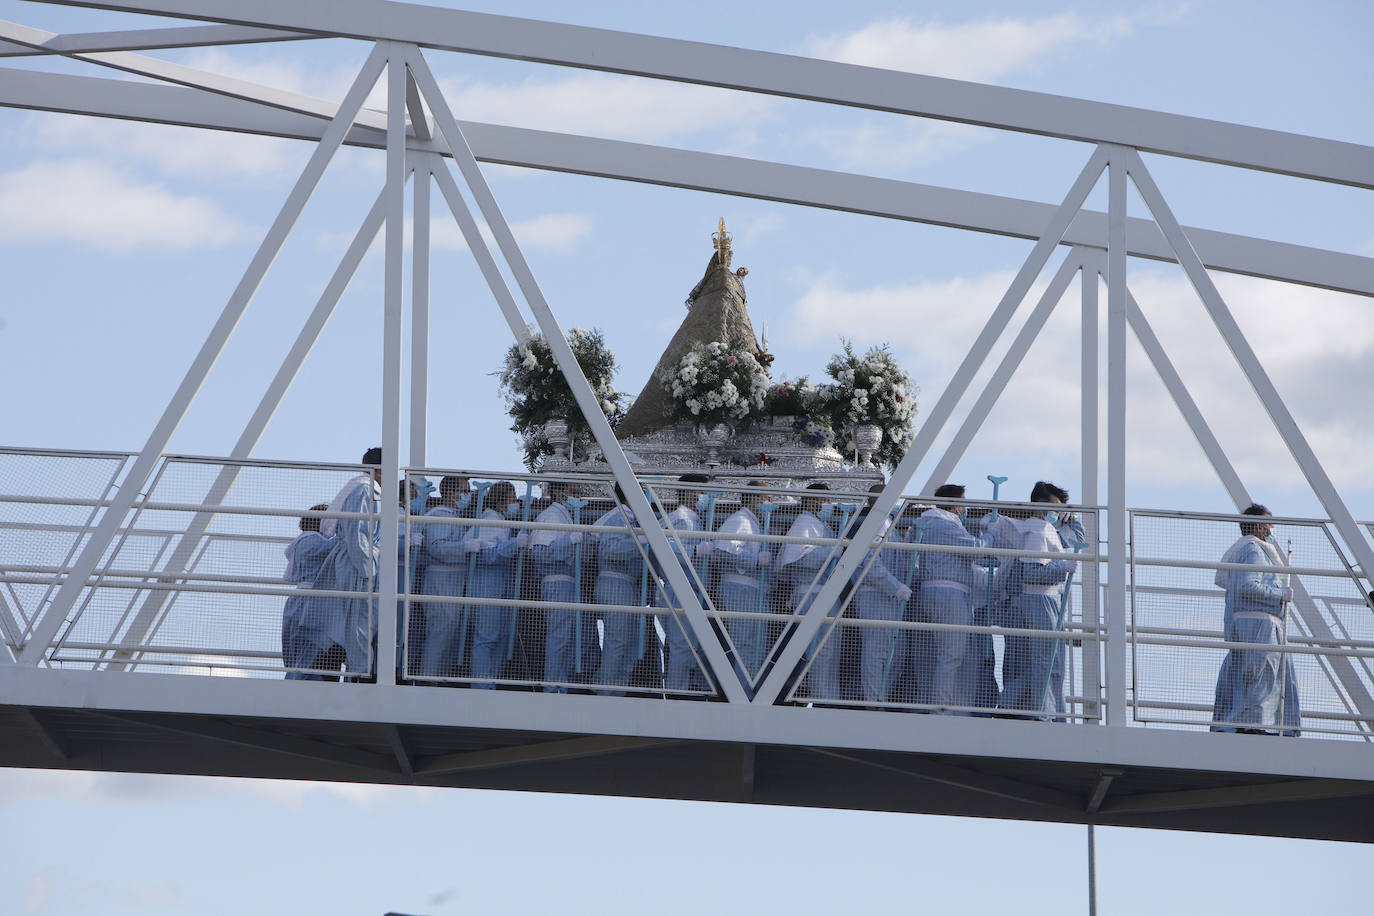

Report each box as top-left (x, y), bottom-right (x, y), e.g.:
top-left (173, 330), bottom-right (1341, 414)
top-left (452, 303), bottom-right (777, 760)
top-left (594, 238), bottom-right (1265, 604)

top-left (1104, 148), bottom-right (1129, 726)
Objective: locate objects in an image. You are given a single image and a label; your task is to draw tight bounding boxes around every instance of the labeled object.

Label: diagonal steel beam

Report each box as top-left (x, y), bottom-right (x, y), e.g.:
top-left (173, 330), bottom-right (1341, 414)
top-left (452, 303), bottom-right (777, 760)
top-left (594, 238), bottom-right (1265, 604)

top-left (752, 145), bottom-right (1110, 705)
top-left (13, 44), bottom-right (389, 665)
top-left (1099, 777), bottom-right (1374, 815)
top-left (36, 0), bottom-right (1374, 188)
top-left (1124, 287), bottom-right (1374, 726)
top-left (415, 735), bottom-right (673, 777)
top-left (428, 158), bottom-right (531, 342)
top-left (921, 251), bottom-right (1084, 491)
top-left (5, 68), bottom-right (1373, 297)
top-left (105, 185), bottom-right (397, 670)
top-left (809, 748), bottom-right (1080, 810)
top-left (405, 46), bottom-right (748, 701)
top-left (0, 23), bottom-right (311, 57)
top-left (100, 711), bottom-right (399, 772)
top-left (1124, 149), bottom-right (1374, 591)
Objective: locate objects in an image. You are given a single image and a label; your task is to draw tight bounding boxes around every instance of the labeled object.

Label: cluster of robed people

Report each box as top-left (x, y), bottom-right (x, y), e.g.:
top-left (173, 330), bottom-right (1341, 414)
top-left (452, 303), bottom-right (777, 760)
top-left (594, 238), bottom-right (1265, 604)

top-left (277, 447), bottom-right (1302, 732)
top-left (277, 448), bottom-right (1098, 719)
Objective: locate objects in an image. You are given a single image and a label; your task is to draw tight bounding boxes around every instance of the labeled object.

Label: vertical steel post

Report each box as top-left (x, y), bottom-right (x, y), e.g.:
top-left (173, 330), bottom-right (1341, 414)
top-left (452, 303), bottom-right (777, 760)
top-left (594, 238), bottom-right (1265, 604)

top-left (410, 155), bottom-right (432, 467)
top-left (1080, 254), bottom-right (1102, 720)
top-left (1124, 149), bottom-right (1374, 591)
top-left (753, 146), bottom-right (1111, 705)
top-left (375, 46), bottom-right (408, 687)
top-left (1104, 150), bottom-right (1129, 726)
top-left (921, 252), bottom-right (1084, 491)
top-left (13, 44), bottom-right (390, 666)
top-left (405, 49), bottom-right (746, 700)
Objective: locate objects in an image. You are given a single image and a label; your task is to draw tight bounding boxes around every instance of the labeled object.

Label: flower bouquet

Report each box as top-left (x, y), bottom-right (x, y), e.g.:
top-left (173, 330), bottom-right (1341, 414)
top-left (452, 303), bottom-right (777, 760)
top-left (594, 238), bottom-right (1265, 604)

top-left (659, 339), bottom-right (768, 432)
top-left (823, 340), bottom-right (917, 469)
top-left (497, 327), bottom-right (625, 469)
top-left (766, 376), bottom-right (835, 449)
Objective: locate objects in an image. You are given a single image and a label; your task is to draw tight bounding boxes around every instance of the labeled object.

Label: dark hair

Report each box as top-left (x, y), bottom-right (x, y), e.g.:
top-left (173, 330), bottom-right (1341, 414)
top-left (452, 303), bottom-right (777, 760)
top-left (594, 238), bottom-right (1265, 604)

top-left (487, 481), bottom-right (517, 510)
top-left (361, 447), bottom-right (382, 466)
top-left (806, 481), bottom-right (831, 491)
top-left (1240, 502), bottom-right (1271, 537)
top-left (301, 503), bottom-right (328, 533)
top-left (1031, 480), bottom-right (1069, 503)
top-left (439, 475), bottom-right (469, 499)
top-left (933, 483), bottom-right (966, 500)
top-left (679, 473), bottom-right (709, 484)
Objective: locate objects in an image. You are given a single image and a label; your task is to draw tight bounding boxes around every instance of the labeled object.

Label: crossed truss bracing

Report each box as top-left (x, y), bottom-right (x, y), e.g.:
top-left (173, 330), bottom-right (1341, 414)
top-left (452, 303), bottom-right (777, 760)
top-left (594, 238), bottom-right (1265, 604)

top-left (2, 0), bottom-right (1373, 726)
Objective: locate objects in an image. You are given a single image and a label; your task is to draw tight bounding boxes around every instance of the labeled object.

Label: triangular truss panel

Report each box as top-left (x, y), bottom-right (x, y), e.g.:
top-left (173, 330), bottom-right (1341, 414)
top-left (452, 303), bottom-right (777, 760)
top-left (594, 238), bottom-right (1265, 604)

top-left (3, 1), bottom-right (1374, 837)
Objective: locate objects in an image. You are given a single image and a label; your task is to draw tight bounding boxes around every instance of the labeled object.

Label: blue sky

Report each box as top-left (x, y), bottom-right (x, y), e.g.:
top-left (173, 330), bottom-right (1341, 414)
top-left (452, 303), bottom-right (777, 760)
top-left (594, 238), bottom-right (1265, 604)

top-left (2, 1), bottom-right (1373, 912)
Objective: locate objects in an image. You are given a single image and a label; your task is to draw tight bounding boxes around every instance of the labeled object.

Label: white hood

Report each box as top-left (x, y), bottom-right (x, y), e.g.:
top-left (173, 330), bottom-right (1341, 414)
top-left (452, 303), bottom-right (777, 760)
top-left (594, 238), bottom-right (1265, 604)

top-left (779, 511), bottom-right (831, 568)
top-left (319, 474), bottom-right (377, 539)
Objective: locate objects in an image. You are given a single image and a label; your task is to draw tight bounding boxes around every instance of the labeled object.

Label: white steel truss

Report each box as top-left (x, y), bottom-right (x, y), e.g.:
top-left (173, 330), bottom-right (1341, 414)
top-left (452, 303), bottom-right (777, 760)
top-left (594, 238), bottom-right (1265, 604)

top-left (2, 1), bottom-right (1371, 724)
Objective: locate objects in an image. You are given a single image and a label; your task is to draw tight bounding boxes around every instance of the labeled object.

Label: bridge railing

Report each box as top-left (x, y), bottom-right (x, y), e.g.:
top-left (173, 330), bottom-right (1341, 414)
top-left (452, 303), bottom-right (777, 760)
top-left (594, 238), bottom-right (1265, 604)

top-left (3, 450), bottom-right (1372, 741)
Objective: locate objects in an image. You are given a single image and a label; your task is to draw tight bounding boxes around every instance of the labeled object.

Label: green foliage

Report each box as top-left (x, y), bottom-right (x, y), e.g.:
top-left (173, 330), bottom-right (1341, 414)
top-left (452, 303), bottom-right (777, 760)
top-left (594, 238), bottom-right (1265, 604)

top-left (497, 327), bottom-right (625, 469)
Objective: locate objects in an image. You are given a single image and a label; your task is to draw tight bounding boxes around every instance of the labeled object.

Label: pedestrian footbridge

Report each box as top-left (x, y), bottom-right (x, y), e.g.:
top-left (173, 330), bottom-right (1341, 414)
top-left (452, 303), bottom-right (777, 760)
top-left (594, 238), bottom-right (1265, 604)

top-left (2, 450), bottom-right (1372, 843)
top-left (3, 0), bottom-right (1374, 846)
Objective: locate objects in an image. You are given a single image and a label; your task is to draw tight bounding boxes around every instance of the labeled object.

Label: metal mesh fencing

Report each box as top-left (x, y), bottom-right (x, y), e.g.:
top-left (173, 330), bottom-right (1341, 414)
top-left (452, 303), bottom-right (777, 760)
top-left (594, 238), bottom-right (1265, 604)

top-left (45, 457), bottom-right (377, 679)
top-left (396, 469), bottom-right (721, 696)
top-left (9, 443), bottom-right (1371, 743)
top-left (1129, 510), bottom-right (1374, 740)
top-left (782, 498), bottom-right (1100, 720)
top-left (0, 447), bottom-right (132, 654)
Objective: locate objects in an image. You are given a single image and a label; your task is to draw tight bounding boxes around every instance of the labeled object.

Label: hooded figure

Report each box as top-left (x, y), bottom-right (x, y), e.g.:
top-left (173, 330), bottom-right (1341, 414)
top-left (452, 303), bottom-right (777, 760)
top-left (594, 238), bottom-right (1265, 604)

top-left (653, 480), bottom-right (711, 693)
top-left (532, 487), bottom-right (586, 692)
top-left (707, 496), bottom-right (770, 675)
top-left (417, 477), bottom-right (474, 680)
top-left (997, 514), bottom-right (1077, 717)
top-left (591, 502), bottom-right (650, 695)
top-left (1211, 505), bottom-right (1300, 735)
top-left (467, 483), bottom-right (524, 689)
top-left (281, 505), bottom-right (337, 680)
top-left (848, 509), bottom-right (912, 704)
top-left (777, 488), bottom-right (842, 701)
top-left (911, 490), bottom-right (992, 713)
top-left (312, 465), bottom-right (383, 679)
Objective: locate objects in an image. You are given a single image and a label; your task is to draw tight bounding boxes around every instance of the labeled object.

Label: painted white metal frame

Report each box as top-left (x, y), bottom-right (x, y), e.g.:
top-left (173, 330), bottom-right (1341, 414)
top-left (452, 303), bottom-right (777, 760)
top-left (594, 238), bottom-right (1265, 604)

top-left (2, 2), bottom-right (1369, 726)
top-left (36, 0), bottom-right (1374, 187)
top-left (4, 67), bottom-right (1372, 296)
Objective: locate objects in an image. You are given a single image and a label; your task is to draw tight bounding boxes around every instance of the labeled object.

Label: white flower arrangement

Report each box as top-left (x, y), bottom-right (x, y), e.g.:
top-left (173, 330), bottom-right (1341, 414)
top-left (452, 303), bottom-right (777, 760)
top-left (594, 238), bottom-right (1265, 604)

top-left (824, 340), bottom-right (917, 469)
top-left (659, 339), bottom-right (768, 430)
top-left (498, 327), bottom-right (625, 469)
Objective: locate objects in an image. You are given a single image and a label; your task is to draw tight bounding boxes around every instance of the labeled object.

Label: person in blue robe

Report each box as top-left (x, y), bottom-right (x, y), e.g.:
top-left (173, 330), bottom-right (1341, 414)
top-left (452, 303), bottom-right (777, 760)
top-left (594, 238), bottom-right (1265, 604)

top-left (655, 474), bottom-right (712, 694)
top-left (467, 481), bottom-right (524, 689)
top-left (417, 475), bottom-right (473, 680)
top-left (532, 480), bottom-right (586, 692)
top-left (282, 503), bottom-right (337, 680)
top-left (592, 488), bottom-right (652, 695)
top-left (1211, 503), bottom-right (1300, 735)
top-left (998, 485), bottom-right (1078, 718)
top-left (912, 485), bottom-right (995, 714)
top-left (777, 483), bottom-right (843, 702)
top-left (705, 482), bottom-right (772, 677)
top-left (310, 447), bottom-right (384, 680)
top-left (849, 501), bottom-right (913, 705)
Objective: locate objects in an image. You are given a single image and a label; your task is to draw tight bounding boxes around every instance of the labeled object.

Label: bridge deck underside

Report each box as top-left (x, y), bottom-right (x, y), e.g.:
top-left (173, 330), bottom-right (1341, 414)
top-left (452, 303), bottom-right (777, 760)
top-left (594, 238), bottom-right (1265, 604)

top-left (4, 704), bottom-right (1371, 844)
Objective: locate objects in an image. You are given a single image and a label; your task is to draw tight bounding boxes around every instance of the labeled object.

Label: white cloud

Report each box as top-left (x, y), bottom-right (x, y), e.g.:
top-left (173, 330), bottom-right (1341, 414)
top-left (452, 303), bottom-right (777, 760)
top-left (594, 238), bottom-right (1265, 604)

top-left (315, 211), bottom-right (594, 257)
top-left (33, 113), bottom-right (302, 179)
top-left (795, 13), bottom-right (1132, 172)
top-left (435, 72), bottom-right (775, 143)
top-left (803, 13), bottom-right (1132, 83)
top-left (0, 767), bottom-right (445, 808)
top-left (0, 158), bottom-right (251, 251)
top-left (780, 266), bottom-right (1374, 493)
top-left (24, 875), bottom-right (49, 914)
